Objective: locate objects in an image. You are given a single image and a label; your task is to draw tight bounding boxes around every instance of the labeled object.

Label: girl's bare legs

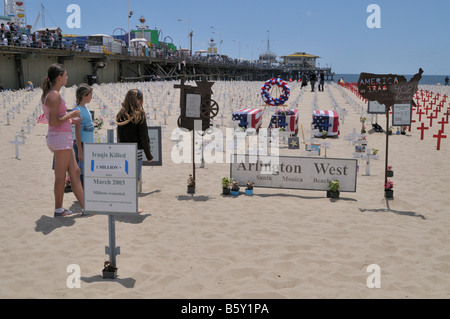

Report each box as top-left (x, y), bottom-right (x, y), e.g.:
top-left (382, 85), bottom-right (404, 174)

top-left (67, 150), bottom-right (84, 210)
top-left (53, 149), bottom-right (73, 209)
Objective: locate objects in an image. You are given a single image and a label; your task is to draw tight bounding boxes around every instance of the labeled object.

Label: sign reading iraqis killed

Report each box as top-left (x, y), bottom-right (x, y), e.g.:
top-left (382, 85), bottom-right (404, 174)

top-left (358, 68), bottom-right (423, 105)
top-left (84, 143), bottom-right (138, 214)
top-left (230, 155), bottom-right (357, 192)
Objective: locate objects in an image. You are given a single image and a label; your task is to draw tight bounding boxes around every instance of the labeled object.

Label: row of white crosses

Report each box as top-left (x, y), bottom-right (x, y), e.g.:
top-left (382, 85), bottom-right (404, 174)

top-left (2, 89), bottom-right (42, 159)
top-left (326, 83), bottom-right (348, 124)
top-left (325, 83), bottom-right (380, 175)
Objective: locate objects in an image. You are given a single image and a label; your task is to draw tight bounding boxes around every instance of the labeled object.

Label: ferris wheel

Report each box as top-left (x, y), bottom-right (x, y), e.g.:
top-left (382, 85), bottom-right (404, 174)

top-left (4, 0), bottom-right (27, 28)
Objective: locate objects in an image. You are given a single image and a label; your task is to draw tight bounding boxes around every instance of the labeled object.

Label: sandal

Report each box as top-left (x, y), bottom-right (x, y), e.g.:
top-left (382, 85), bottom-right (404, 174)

top-left (54, 209), bottom-right (74, 217)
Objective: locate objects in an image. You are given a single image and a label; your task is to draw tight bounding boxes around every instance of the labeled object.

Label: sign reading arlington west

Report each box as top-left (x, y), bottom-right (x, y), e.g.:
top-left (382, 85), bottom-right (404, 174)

top-left (231, 155), bottom-right (358, 192)
top-left (84, 143), bottom-right (138, 214)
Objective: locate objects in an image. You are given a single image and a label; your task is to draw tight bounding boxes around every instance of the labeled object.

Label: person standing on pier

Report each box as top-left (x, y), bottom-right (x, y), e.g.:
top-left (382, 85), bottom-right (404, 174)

top-left (301, 73), bottom-right (308, 89)
top-left (319, 71), bottom-right (325, 92)
top-left (445, 76), bottom-right (449, 86)
top-left (309, 72), bottom-right (317, 92)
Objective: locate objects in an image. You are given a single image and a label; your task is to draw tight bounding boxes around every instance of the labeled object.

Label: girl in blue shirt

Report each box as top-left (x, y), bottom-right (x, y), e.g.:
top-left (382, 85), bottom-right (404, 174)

top-left (74, 84), bottom-right (94, 188)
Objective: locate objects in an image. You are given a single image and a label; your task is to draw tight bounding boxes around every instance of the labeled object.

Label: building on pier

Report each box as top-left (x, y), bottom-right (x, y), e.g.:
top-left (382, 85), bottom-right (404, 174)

top-left (280, 52), bottom-right (334, 81)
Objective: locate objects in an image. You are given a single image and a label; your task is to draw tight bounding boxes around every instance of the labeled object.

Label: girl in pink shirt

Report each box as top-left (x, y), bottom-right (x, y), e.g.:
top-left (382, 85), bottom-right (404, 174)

top-left (41, 63), bottom-right (85, 217)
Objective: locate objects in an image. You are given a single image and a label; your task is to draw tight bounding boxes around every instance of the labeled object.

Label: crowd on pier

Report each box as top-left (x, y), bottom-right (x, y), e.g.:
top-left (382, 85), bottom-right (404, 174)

top-left (1, 22), bottom-right (281, 70)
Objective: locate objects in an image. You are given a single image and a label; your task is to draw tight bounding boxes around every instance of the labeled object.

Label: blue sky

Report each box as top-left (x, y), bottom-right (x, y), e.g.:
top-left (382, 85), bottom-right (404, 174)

top-left (16, 0), bottom-right (450, 74)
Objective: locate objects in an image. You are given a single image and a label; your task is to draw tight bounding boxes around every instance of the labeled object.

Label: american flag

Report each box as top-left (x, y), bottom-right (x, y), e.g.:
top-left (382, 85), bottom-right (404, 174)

top-left (232, 108), bottom-right (263, 129)
top-left (37, 112), bottom-right (48, 124)
top-left (269, 109), bottom-right (299, 134)
top-left (312, 110), bottom-right (340, 136)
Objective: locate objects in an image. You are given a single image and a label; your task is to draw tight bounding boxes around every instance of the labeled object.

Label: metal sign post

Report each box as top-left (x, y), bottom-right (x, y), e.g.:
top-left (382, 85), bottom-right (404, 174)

top-left (84, 142), bottom-right (138, 279)
top-left (358, 68), bottom-right (423, 198)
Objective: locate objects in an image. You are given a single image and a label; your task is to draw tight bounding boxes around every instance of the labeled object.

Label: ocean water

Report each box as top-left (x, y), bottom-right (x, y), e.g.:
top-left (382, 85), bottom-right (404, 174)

top-left (333, 74), bottom-right (449, 85)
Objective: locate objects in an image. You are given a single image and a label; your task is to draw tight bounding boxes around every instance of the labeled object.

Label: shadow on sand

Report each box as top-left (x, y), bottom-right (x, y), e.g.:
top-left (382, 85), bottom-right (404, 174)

top-left (359, 199), bottom-right (426, 219)
top-left (81, 275), bottom-right (136, 288)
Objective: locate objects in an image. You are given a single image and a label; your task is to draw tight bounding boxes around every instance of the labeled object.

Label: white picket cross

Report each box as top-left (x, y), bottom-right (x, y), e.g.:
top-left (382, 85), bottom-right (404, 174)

top-left (10, 132), bottom-right (26, 159)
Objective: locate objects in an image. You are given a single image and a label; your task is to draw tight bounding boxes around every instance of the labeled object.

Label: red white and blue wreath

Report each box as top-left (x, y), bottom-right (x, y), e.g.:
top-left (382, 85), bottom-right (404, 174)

top-left (261, 78), bottom-right (290, 106)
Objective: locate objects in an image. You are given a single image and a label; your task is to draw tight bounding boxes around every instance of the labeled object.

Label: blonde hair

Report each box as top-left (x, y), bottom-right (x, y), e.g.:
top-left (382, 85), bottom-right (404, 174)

top-left (76, 83), bottom-right (93, 105)
top-left (116, 89), bottom-right (146, 125)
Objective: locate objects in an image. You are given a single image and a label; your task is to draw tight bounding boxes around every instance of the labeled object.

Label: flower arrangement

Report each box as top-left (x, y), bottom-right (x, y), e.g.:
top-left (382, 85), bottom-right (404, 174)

top-left (387, 126), bottom-right (394, 135)
top-left (94, 116), bottom-right (104, 130)
top-left (328, 179), bottom-right (340, 193)
top-left (222, 177), bottom-right (232, 189)
top-left (231, 180), bottom-right (239, 191)
top-left (221, 177), bottom-right (232, 195)
top-left (384, 179), bottom-right (394, 190)
top-left (276, 110), bottom-right (295, 116)
top-left (360, 116), bottom-right (367, 134)
top-left (245, 181), bottom-right (255, 196)
top-left (328, 179), bottom-right (340, 199)
top-left (187, 174), bottom-right (195, 187)
top-left (387, 165), bottom-right (394, 177)
top-left (371, 148), bottom-right (379, 155)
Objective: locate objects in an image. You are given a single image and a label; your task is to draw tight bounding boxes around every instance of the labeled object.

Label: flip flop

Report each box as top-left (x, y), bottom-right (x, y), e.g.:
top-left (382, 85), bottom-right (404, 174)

top-left (138, 208), bottom-right (144, 214)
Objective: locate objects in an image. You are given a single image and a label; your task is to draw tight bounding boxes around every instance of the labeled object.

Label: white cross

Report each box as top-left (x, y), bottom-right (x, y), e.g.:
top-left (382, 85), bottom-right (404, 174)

top-left (320, 141), bottom-right (331, 157)
top-left (4, 112), bottom-right (13, 125)
top-left (344, 133), bottom-right (354, 145)
top-left (219, 113), bottom-right (225, 126)
top-left (162, 112), bottom-right (169, 125)
top-left (23, 119), bottom-right (32, 134)
top-left (340, 109), bottom-right (348, 124)
top-left (359, 153), bottom-right (378, 176)
top-left (10, 133), bottom-right (26, 159)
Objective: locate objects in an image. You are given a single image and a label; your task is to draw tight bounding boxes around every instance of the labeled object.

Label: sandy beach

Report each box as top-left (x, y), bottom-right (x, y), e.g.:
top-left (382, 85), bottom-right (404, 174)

top-left (1, 79), bottom-right (449, 299)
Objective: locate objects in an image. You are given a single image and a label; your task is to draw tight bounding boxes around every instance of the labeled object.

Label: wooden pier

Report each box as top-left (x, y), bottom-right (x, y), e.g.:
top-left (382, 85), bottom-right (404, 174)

top-left (0, 46), bottom-right (334, 90)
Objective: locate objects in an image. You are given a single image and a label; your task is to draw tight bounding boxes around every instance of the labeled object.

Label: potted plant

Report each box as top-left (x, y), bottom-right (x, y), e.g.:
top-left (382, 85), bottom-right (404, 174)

top-left (187, 174), bottom-right (195, 194)
top-left (230, 180), bottom-right (240, 197)
top-left (387, 165), bottom-right (393, 177)
top-left (327, 179), bottom-right (340, 199)
top-left (322, 130), bottom-right (328, 138)
top-left (245, 181), bottom-right (255, 196)
top-left (387, 126), bottom-right (393, 135)
top-left (401, 126), bottom-right (407, 135)
top-left (371, 148), bottom-right (379, 155)
top-left (102, 260), bottom-right (117, 279)
top-left (384, 179), bottom-right (394, 198)
top-left (221, 177), bottom-right (232, 195)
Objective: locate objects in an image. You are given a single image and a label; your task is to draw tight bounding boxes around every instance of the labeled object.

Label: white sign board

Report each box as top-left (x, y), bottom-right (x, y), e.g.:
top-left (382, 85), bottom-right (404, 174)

top-left (84, 143), bottom-right (138, 214)
top-left (230, 155), bottom-right (358, 192)
top-left (367, 100), bottom-right (386, 114)
top-left (143, 126), bottom-right (162, 166)
top-left (186, 93), bottom-right (202, 118)
top-left (392, 103), bottom-right (412, 126)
